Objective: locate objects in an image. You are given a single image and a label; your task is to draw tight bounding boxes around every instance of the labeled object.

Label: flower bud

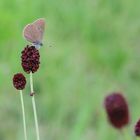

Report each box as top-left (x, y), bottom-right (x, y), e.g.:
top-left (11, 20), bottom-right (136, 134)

top-left (13, 73), bottom-right (26, 90)
top-left (104, 93), bottom-right (129, 129)
top-left (21, 45), bottom-right (40, 73)
top-left (135, 119), bottom-right (140, 136)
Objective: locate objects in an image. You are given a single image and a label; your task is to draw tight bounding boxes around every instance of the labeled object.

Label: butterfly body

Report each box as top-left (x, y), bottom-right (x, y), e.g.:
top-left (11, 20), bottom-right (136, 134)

top-left (23, 18), bottom-right (46, 49)
top-left (33, 41), bottom-right (43, 49)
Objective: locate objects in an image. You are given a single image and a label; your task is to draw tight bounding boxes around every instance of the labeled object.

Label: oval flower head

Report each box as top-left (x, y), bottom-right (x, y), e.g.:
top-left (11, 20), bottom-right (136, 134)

top-left (23, 18), bottom-right (46, 49)
top-left (135, 119), bottom-right (140, 136)
top-left (13, 73), bottom-right (26, 90)
top-left (21, 45), bottom-right (40, 73)
top-left (104, 92), bottom-right (130, 129)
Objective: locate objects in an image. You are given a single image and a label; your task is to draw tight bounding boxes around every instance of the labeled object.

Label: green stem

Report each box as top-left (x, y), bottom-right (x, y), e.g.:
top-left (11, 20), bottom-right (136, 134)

top-left (20, 90), bottom-right (27, 140)
top-left (30, 72), bottom-right (40, 140)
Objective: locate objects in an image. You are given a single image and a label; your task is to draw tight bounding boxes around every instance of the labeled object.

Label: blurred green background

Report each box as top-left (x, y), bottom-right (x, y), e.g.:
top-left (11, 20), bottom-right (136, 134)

top-left (0, 0), bottom-right (140, 139)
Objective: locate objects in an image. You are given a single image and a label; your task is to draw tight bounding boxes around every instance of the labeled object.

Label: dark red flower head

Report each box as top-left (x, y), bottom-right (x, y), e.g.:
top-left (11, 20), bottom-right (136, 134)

top-left (135, 119), bottom-right (140, 136)
top-left (13, 73), bottom-right (26, 90)
top-left (21, 45), bottom-right (40, 73)
top-left (104, 92), bottom-right (129, 129)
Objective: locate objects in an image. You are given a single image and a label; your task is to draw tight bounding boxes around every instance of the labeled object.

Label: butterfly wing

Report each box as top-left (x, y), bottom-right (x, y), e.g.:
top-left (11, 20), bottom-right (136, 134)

top-left (33, 18), bottom-right (45, 41)
top-left (23, 24), bottom-right (41, 43)
top-left (23, 18), bottom-right (46, 44)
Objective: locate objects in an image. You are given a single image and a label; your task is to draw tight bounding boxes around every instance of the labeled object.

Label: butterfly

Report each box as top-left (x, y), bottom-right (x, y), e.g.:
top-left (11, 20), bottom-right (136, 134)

top-left (23, 18), bottom-right (46, 49)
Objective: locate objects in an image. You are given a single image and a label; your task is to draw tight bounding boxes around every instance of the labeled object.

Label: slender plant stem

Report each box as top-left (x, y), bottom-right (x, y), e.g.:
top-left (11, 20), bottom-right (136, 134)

top-left (30, 72), bottom-right (40, 140)
top-left (20, 90), bottom-right (27, 140)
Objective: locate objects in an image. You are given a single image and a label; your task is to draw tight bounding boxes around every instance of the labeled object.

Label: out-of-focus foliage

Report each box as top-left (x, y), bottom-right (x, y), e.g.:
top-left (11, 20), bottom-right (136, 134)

top-left (0, 0), bottom-right (140, 139)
